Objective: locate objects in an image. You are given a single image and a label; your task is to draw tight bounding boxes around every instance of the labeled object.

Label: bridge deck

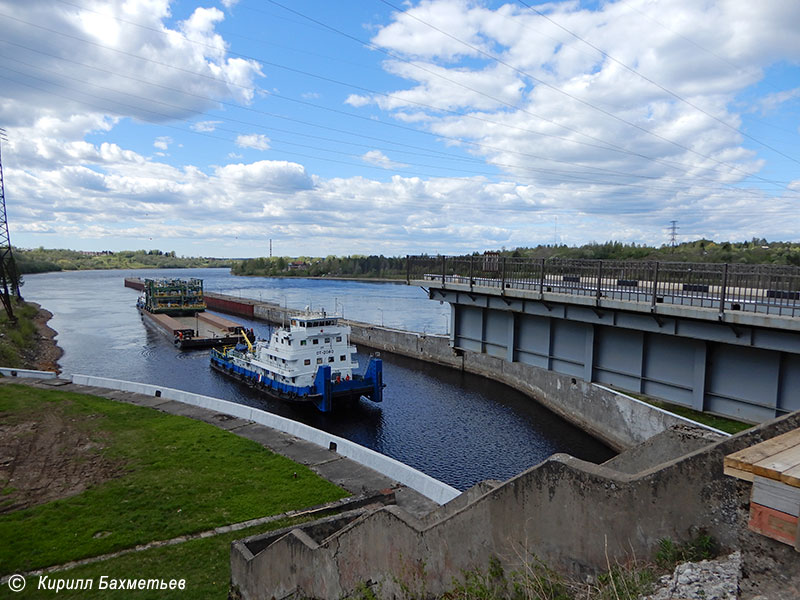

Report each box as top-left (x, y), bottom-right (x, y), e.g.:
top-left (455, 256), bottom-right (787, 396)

top-left (408, 255), bottom-right (800, 320)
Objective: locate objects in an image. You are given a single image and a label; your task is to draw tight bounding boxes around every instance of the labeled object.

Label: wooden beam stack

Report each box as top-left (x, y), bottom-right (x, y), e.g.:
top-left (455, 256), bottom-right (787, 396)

top-left (724, 428), bottom-right (800, 550)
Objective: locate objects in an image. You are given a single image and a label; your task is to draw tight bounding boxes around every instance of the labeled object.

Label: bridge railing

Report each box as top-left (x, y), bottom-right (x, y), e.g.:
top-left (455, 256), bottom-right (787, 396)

top-left (407, 255), bottom-right (800, 318)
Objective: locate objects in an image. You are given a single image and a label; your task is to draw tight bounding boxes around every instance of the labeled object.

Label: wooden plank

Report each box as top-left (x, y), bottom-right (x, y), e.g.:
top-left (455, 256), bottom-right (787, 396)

top-left (782, 463), bottom-right (800, 489)
top-left (748, 502), bottom-right (798, 547)
top-left (723, 464), bottom-right (755, 482)
top-left (752, 443), bottom-right (800, 480)
top-left (724, 428), bottom-right (800, 474)
top-left (752, 476), bottom-right (800, 517)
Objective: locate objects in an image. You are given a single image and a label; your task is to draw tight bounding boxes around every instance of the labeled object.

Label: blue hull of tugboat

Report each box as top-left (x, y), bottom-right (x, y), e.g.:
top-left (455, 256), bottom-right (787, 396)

top-left (210, 349), bottom-right (383, 413)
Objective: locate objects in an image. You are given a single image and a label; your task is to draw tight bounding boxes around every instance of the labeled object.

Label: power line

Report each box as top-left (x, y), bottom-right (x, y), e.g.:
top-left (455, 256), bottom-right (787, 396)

top-left (6, 2), bottom-right (792, 193)
top-left (373, 0), bottom-right (793, 184)
top-left (6, 41), bottom-right (793, 198)
top-left (514, 0), bottom-right (800, 166)
top-left (264, 0), bottom-right (783, 186)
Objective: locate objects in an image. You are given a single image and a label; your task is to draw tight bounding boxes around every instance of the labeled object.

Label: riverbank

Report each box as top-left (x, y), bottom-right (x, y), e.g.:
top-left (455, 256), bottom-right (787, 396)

top-left (0, 301), bottom-right (62, 374)
top-left (28, 304), bottom-right (63, 374)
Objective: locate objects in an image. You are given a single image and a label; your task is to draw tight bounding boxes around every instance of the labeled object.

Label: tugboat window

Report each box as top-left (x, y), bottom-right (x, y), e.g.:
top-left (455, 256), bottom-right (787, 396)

top-left (336, 336), bottom-right (342, 342)
top-left (313, 339), bottom-right (319, 345)
top-left (328, 357), bottom-right (334, 363)
top-left (300, 340), bottom-right (307, 346)
top-left (316, 358), bottom-right (323, 364)
top-left (304, 359), bottom-right (311, 365)
top-left (324, 338), bottom-right (330, 343)
top-left (340, 355), bottom-right (346, 361)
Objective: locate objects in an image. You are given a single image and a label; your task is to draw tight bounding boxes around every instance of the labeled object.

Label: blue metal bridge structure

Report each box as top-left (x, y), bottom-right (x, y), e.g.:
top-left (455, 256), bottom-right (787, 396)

top-left (407, 255), bottom-right (800, 423)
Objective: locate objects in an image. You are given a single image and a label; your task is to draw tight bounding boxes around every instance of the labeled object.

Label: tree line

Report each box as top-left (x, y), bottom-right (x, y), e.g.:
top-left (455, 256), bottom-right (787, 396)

top-left (231, 254), bottom-right (406, 278)
top-left (14, 248), bottom-right (234, 274)
top-left (233, 239), bottom-right (800, 279)
top-left (14, 239), bottom-right (800, 280)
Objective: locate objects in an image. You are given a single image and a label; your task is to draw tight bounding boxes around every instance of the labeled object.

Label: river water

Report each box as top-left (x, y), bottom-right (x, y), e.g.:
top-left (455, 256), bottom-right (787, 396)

top-left (22, 268), bottom-right (613, 490)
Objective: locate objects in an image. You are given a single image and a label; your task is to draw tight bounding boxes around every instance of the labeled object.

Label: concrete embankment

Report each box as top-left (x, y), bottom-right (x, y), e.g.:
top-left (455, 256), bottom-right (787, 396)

top-left (203, 292), bottom-right (725, 451)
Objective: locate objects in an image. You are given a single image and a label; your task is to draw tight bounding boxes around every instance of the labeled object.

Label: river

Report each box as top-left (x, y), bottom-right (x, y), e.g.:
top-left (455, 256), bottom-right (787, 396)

top-left (22, 268), bottom-right (613, 490)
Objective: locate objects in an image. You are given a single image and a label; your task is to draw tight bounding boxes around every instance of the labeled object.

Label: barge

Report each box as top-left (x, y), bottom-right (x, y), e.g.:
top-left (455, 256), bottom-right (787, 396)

top-left (136, 278), bottom-right (248, 349)
top-left (210, 311), bottom-right (383, 412)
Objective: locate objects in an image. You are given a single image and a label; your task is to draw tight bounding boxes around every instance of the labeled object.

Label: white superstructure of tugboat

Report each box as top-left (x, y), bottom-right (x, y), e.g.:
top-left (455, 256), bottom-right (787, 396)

top-left (210, 310), bottom-right (383, 412)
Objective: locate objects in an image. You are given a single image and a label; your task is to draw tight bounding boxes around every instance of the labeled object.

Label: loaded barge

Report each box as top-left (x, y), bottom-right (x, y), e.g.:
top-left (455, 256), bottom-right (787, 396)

top-left (211, 311), bottom-right (383, 412)
top-left (134, 278), bottom-right (248, 349)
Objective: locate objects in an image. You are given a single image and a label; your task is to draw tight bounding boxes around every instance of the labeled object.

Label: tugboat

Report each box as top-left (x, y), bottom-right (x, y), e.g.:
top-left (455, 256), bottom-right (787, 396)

top-left (210, 310), bottom-right (383, 412)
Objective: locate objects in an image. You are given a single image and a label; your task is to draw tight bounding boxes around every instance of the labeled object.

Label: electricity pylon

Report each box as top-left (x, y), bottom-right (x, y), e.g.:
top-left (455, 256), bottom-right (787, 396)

top-left (0, 128), bottom-right (21, 322)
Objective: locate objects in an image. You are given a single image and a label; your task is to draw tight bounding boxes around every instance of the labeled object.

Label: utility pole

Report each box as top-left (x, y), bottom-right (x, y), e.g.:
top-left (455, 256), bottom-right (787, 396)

top-left (269, 238), bottom-right (272, 258)
top-left (0, 128), bottom-right (21, 322)
top-left (668, 220), bottom-right (679, 252)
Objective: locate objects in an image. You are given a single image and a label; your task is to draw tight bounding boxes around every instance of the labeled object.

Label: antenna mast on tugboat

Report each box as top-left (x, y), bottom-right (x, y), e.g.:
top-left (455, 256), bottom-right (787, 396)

top-left (0, 128), bottom-right (21, 323)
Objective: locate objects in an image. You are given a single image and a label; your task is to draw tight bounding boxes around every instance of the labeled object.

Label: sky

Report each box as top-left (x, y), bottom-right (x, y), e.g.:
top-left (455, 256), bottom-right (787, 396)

top-left (0, 0), bottom-right (799, 258)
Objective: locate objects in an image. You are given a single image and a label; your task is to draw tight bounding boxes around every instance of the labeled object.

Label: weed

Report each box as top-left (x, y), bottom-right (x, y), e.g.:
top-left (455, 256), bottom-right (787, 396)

top-left (655, 533), bottom-right (718, 571)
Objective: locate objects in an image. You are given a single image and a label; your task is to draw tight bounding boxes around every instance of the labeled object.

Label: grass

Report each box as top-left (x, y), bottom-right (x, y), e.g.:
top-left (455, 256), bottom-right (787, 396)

top-left (440, 555), bottom-right (658, 600)
top-left (0, 300), bottom-right (38, 367)
top-left (8, 515), bottom-right (316, 599)
top-left (654, 534), bottom-right (718, 571)
top-left (610, 387), bottom-right (751, 434)
top-left (642, 398), bottom-right (751, 434)
top-left (435, 534), bottom-right (720, 600)
top-left (0, 385), bottom-right (347, 575)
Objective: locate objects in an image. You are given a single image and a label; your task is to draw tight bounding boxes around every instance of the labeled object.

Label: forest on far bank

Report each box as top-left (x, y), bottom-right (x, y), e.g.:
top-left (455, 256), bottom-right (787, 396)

top-left (232, 239), bottom-right (800, 279)
top-left (15, 247), bottom-right (234, 274)
top-left (15, 238), bottom-right (800, 280)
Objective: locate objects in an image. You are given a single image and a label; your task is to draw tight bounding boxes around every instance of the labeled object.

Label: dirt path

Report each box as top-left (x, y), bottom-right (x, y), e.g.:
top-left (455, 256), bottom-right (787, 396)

top-left (0, 402), bottom-right (123, 514)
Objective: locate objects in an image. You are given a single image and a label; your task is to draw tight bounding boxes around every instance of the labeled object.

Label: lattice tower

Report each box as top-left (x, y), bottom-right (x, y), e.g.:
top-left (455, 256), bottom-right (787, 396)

top-left (0, 129), bottom-right (21, 321)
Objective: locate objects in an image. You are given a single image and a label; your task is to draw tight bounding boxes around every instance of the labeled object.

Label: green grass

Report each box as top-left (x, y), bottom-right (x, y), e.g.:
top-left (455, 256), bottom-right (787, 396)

top-left (0, 301), bottom-right (38, 367)
top-left (9, 516), bottom-right (314, 599)
top-left (0, 385), bottom-right (347, 575)
top-left (610, 387), bottom-right (751, 434)
top-left (654, 534), bottom-right (718, 571)
top-left (642, 398), bottom-right (751, 434)
top-left (440, 555), bottom-right (657, 600)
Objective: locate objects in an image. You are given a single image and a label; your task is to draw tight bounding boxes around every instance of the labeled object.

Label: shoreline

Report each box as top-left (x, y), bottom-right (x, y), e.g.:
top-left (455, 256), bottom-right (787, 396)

top-left (27, 302), bottom-right (63, 375)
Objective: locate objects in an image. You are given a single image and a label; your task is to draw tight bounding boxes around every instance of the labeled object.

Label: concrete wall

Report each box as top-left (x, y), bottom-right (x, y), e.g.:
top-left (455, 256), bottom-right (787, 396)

top-left (70, 374), bottom-right (459, 505)
top-left (348, 323), bottom-right (726, 451)
top-left (0, 367), bottom-right (58, 379)
top-left (202, 293), bottom-right (728, 451)
top-left (230, 410), bottom-right (800, 600)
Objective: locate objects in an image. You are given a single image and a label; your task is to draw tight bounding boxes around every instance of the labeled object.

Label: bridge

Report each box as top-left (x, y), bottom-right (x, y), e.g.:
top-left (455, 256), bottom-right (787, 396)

top-left (407, 255), bottom-right (800, 423)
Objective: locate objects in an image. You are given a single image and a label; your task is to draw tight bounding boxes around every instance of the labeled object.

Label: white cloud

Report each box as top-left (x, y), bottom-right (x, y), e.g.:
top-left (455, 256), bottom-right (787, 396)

top-left (0, 0), bottom-right (263, 124)
top-left (758, 87), bottom-right (800, 114)
top-left (3, 0), bottom-right (800, 257)
top-left (235, 134), bottom-right (271, 150)
top-left (362, 150), bottom-right (409, 169)
top-left (344, 94), bottom-right (371, 108)
top-left (192, 121), bottom-right (222, 132)
top-left (153, 136), bottom-right (172, 150)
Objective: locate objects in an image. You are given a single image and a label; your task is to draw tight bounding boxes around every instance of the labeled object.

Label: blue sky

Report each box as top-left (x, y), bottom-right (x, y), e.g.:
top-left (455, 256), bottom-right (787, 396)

top-left (1, 0), bottom-right (799, 258)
